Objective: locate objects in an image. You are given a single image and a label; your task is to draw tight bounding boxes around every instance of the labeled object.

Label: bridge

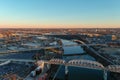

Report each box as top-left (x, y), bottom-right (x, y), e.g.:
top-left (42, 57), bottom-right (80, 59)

top-left (0, 60), bottom-right (11, 66)
top-left (37, 58), bottom-right (120, 80)
top-left (0, 58), bottom-right (120, 80)
top-left (107, 65), bottom-right (120, 73)
top-left (0, 43), bottom-right (108, 54)
top-left (73, 39), bottom-right (115, 65)
top-left (0, 39), bottom-right (119, 80)
top-left (67, 59), bottom-right (104, 70)
top-left (0, 58), bottom-right (120, 74)
top-left (0, 59), bottom-right (35, 63)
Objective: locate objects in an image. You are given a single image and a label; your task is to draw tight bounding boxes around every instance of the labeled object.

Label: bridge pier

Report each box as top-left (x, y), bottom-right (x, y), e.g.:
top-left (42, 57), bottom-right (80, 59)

top-left (103, 70), bottom-right (107, 80)
top-left (65, 66), bottom-right (68, 75)
top-left (47, 64), bottom-right (51, 69)
top-left (65, 66), bottom-right (68, 80)
top-left (37, 61), bottom-right (45, 73)
top-left (40, 62), bottom-right (45, 73)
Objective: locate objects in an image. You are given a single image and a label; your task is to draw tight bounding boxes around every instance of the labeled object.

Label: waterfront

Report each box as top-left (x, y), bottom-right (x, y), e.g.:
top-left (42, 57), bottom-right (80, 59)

top-left (0, 37), bottom-right (118, 80)
top-left (61, 39), bottom-right (108, 80)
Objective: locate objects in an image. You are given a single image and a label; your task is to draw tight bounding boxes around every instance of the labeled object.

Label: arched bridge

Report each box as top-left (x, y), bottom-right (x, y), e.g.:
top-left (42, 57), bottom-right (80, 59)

top-left (48, 59), bottom-right (66, 65)
top-left (107, 65), bottom-right (120, 73)
top-left (0, 58), bottom-right (120, 73)
top-left (39, 59), bottom-right (120, 73)
top-left (67, 59), bottom-right (104, 70)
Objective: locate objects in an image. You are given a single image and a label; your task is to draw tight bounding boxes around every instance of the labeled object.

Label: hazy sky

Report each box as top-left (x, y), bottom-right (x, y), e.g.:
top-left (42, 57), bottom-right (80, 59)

top-left (0, 0), bottom-right (120, 28)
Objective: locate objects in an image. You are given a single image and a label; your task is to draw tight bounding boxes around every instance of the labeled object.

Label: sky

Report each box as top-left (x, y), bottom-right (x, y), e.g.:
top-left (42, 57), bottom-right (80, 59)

top-left (0, 0), bottom-right (120, 28)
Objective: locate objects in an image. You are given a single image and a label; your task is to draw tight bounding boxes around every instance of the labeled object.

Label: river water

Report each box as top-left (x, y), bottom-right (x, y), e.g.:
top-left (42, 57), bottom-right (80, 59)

top-left (59, 39), bottom-right (108, 80)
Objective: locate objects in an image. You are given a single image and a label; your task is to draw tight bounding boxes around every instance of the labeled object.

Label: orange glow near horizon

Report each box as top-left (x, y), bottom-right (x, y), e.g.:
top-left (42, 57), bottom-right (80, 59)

top-left (0, 0), bottom-right (120, 28)
top-left (0, 23), bottom-right (120, 28)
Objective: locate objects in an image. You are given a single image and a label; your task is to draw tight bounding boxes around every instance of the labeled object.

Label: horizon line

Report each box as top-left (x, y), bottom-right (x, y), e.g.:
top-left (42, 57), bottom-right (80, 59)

top-left (0, 27), bottom-right (120, 29)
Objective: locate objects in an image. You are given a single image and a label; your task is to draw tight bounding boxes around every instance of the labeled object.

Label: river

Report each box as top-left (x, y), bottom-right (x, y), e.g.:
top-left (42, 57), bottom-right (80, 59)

top-left (58, 39), bottom-right (109, 80)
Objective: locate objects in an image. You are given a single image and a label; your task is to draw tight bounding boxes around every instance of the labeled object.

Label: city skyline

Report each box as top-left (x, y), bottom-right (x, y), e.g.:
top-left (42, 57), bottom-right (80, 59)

top-left (0, 0), bottom-right (120, 28)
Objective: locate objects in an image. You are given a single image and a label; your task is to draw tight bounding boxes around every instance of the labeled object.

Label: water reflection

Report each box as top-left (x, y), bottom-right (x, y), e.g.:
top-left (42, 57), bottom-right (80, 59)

top-left (61, 39), bottom-right (105, 80)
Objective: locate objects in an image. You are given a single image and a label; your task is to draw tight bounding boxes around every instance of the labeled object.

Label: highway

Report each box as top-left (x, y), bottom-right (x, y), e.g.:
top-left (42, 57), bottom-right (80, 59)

top-left (0, 43), bottom-right (107, 54)
top-left (0, 59), bottom-right (35, 63)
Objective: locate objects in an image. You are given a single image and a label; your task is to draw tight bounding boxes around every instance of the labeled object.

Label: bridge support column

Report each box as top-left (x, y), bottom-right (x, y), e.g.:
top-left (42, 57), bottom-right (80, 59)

top-left (65, 66), bottom-right (68, 80)
top-left (41, 62), bottom-right (45, 73)
top-left (65, 66), bottom-right (68, 75)
top-left (103, 70), bottom-right (107, 80)
top-left (47, 64), bottom-right (51, 69)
